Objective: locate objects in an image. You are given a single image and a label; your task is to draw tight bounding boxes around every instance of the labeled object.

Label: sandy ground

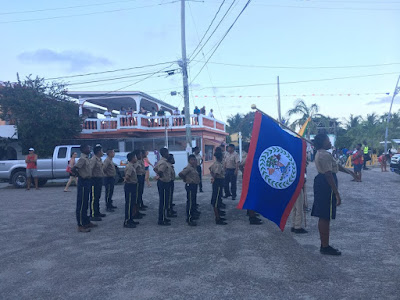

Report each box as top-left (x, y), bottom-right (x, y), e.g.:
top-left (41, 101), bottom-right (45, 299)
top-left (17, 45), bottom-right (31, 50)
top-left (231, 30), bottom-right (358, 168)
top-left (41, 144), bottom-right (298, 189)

top-left (0, 164), bottom-right (399, 299)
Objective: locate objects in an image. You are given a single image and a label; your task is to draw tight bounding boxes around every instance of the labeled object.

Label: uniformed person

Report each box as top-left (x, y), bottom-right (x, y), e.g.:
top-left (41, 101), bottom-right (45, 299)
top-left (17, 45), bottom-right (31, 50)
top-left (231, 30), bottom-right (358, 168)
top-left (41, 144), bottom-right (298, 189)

top-left (167, 154), bottom-right (177, 218)
top-left (209, 151), bottom-right (227, 225)
top-left (103, 149), bottom-right (117, 212)
top-left (179, 154), bottom-right (200, 226)
top-left (193, 146), bottom-right (203, 192)
top-left (71, 144), bottom-right (97, 233)
top-left (123, 152), bottom-right (138, 228)
top-left (154, 148), bottom-right (173, 226)
top-left (133, 150), bottom-right (146, 219)
top-left (90, 145), bottom-right (106, 221)
top-left (214, 146), bottom-right (226, 209)
top-left (224, 144), bottom-right (240, 200)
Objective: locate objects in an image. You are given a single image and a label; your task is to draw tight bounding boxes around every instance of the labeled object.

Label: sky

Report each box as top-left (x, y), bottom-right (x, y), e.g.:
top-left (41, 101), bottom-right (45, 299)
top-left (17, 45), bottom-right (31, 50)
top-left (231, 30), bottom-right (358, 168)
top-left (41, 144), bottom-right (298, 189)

top-left (1, 0), bottom-right (400, 124)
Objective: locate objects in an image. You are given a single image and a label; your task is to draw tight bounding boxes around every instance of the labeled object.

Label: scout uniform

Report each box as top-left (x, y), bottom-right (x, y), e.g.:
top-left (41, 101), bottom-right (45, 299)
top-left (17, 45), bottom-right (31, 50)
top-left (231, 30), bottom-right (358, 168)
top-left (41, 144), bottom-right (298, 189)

top-left (167, 162), bottom-right (176, 216)
top-left (90, 155), bottom-right (105, 219)
top-left (209, 160), bottom-right (225, 210)
top-left (134, 159), bottom-right (146, 211)
top-left (179, 164), bottom-right (200, 224)
top-left (124, 161), bottom-right (138, 226)
top-left (74, 153), bottom-right (92, 227)
top-left (224, 151), bottom-right (239, 199)
top-left (195, 153), bottom-right (203, 192)
top-left (103, 156), bottom-right (116, 211)
top-left (154, 157), bottom-right (173, 223)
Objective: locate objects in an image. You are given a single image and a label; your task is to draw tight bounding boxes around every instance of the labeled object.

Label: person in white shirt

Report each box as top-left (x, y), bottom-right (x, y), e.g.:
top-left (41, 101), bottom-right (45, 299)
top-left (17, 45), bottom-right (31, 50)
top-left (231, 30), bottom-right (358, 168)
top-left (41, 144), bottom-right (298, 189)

top-left (104, 108), bottom-right (112, 118)
top-left (173, 107), bottom-right (180, 115)
top-left (208, 109), bottom-right (215, 118)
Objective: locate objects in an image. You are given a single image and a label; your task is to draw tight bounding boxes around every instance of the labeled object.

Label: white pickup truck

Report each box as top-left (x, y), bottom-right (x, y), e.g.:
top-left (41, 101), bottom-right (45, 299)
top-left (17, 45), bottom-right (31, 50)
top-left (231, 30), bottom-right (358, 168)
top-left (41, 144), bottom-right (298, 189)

top-left (0, 145), bottom-right (82, 188)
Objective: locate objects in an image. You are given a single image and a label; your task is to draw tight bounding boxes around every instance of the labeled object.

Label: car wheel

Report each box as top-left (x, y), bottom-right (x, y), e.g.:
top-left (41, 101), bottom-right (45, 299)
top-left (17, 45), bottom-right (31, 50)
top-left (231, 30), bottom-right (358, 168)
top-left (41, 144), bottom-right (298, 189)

top-left (11, 170), bottom-right (27, 188)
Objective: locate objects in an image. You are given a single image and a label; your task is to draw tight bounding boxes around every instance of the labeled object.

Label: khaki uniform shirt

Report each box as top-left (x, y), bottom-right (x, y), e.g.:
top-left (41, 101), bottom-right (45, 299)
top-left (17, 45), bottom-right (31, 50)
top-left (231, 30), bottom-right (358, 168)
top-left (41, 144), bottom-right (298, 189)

top-left (170, 166), bottom-right (176, 181)
top-left (315, 149), bottom-right (338, 174)
top-left (103, 156), bottom-right (116, 177)
top-left (124, 162), bottom-right (138, 184)
top-left (224, 151), bottom-right (239, 169)
top-left (240, 151), bottom-right (247, 171)
top-left (90, 156), bottom-right (104, 178)
top-left (154, 157), bottom-right (173, 182)
top-left (134, 159), bottom-right (146, 176)
top-left (179, 164), bottom-right (200, 184)
top-left (209, 161), bottom-right (225, 179)
top-left (74, 153), bottom-right (91, 179)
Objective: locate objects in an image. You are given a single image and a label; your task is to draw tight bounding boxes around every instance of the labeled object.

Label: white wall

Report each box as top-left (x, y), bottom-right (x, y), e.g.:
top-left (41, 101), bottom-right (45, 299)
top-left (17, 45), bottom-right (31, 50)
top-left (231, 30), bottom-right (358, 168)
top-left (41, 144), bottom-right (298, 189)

top-left (146, 151), bottom-right (188, 178)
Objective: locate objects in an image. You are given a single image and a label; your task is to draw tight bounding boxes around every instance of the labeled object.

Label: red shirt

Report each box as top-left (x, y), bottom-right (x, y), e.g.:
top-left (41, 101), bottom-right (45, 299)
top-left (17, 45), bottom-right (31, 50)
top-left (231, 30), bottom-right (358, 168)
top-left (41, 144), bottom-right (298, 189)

top-left (26, 154), bottom-right (37, 169)
top-left (352, 150), bottom-right (363, 165)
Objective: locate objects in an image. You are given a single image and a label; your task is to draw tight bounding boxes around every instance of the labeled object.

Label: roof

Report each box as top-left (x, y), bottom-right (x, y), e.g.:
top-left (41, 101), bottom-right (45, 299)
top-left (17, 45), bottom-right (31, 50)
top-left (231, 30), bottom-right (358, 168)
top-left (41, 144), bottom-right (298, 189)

top-left (67, 91), bottom-right (175, 111)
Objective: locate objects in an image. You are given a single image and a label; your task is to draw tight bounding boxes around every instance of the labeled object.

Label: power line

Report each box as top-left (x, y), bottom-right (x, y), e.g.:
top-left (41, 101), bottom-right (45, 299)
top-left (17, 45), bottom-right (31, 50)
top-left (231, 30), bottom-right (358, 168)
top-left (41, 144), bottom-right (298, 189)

top-left (194, 72), bottom-right (400, 90)
top-left (190, 0), bottom-right (252, 84)
top-left (191, 60), bottom-right (400, 70)
top-left (45, 61), bottom-right (176, 80)
top-left (189, 0), bottom-right (237, 62)
top-left (0, 1), bottom-right (178, 24)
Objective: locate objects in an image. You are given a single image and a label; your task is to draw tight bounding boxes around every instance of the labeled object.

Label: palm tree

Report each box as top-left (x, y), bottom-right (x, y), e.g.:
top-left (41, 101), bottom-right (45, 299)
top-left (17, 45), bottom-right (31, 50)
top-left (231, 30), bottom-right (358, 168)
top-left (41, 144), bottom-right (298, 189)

top-left (345, 114), bottom-right (362, 130)
top-left (287, 99), bottom-right (321, 135)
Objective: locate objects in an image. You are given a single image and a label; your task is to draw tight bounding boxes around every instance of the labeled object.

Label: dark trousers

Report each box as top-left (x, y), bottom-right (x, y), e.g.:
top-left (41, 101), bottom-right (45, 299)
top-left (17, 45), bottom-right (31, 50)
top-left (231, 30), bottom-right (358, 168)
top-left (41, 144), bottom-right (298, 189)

top-left (211, 178), bottom-right (224, 208)
top-left (104, 177), bottom-right (115, 208)
top-left (185, 183), bottom-right (198, 222)
top-left (157, 180), bottom-right (171, 222)
top-left (168, 180), bottom-right (175, 211)
top-left (137, 175), bottom-right (145, 206)
top-left (124, 183), bottom-right (137, 224)
top-left (90, 177), bottom-right (103, 217)
top-left (76, 178), bottom-right (91, 226)
top-left (196, 166), bottom-right (203, 191)
top-left (224, 168), bottom-right (237, 197)
top-left (363, 154), bottom-right (369, 169)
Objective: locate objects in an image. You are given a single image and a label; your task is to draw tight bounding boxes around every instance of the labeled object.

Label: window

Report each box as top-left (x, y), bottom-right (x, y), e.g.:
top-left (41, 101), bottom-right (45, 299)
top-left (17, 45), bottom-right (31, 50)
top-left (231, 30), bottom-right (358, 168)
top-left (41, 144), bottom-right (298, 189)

top-left (205, 145), bottom-right (214, 161)
top-left (71, 147), bottom-right (81, 158)
top-left (57, 147), bottom-right (67, 159)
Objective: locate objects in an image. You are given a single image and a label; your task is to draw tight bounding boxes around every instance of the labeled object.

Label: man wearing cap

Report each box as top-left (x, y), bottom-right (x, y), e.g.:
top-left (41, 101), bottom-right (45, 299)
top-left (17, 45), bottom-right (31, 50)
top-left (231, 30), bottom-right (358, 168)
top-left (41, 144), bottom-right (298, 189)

top-left (25, 148), bottom-right (39, 190)
top-left (224, 144), bottom-right (239, 200)
top-left (90, 145), bottom-right (106, 221)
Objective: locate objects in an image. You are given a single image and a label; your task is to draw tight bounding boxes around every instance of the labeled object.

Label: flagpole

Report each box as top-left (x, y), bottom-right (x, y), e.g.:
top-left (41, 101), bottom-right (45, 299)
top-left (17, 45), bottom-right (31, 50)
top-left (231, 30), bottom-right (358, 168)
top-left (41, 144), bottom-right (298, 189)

top-left (251, 104), bottom-right (313, 144)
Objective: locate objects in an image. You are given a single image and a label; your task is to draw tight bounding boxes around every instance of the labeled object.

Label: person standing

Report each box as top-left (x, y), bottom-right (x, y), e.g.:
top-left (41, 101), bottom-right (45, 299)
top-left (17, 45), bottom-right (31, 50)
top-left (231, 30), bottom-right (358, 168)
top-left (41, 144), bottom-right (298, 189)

top-left (64, 152), bottom-right (78, 192)
top-left (179, 155), bottom-right (200, 227)
top-left (208, 109), bottom-right (215, 118)
top-left (193, 106), bottom-right (200, 115)
top-left (224, 144), bottom-right (239, 200)
top-left (143, 150), bottom-right (154, 188)
top-left (103, 149), bottom-right (117, 212)
top-left (25, 147), bottom-right (39, 190)
top-left (352, 144), bottom-right (363, 182)
top-left (154, 148), bottom-right (173, 226)
top-left (291, 184), bottom-right (308, 234)
top-left (209, 151), bottom-right (227, 225)
top-left (90, 145), bottom-right (106, 221)
top-left (123, 152), bottom-right (138, 228)
top-left (167, 154), bottom-right (177, 218)
top-left (71, 145), bottom-right (96, 233)
top-left (363, 141), bottom-right (370, 170)
top-left (311, 133), bottom-right (354, 256)
top-left (193, 147), bottom-right (203, 192)
top-left (133, 150), bottom-right (146, 217)
top-left (200, 106), bottom-right (206, 115)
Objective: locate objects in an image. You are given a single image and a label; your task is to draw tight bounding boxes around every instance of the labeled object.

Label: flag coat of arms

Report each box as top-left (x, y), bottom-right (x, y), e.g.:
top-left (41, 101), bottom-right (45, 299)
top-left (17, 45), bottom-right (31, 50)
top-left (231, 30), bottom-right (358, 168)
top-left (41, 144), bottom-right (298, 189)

top-left (237, 112), bottom-right (306, 231)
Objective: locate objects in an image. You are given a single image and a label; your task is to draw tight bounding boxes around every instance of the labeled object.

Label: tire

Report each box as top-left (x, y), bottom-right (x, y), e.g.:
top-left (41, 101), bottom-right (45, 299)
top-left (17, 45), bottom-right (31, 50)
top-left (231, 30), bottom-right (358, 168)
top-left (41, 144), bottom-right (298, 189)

top-left (11, 170), bottom-right (27, 188)
top-left (38, 179), bottom-right (48, 187)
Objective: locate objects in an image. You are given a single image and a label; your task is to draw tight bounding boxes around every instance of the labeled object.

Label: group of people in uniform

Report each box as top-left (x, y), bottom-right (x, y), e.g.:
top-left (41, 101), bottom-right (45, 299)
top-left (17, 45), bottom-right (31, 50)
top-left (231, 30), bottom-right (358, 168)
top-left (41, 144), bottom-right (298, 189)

top-left (71, 142), bottom-right (263, 232)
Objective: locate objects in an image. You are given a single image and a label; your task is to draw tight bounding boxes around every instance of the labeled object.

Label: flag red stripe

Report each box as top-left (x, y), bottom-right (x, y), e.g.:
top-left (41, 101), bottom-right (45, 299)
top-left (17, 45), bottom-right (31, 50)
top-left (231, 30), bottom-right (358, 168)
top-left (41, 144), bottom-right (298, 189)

top-left (237, 111), bottom-right (262, 209)
top-left (279, 140), bottom-right (307, 231)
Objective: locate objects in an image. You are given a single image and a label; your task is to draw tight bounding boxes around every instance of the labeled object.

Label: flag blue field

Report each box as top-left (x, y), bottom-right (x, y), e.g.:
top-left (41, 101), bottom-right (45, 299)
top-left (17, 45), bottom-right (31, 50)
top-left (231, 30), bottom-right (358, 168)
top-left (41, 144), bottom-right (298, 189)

top-left (238, 111), bottom-right (306, 231)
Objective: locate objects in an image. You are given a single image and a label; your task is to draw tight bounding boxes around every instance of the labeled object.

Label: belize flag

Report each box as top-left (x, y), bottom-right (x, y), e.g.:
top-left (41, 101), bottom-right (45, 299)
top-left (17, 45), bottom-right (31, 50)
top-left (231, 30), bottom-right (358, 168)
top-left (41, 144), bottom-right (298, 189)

top-left (237, 111), bottom-right (306, 231)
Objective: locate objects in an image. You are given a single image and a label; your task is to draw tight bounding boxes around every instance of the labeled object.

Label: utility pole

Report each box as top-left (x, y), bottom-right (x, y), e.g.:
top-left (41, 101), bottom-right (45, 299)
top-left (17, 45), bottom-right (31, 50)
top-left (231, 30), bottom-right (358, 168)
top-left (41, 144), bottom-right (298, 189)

top-left (181, 0), bottom-right (192, 152)
top-left (384, 75), bottom-right (400, 153)
top-left (277, 76), bottom-right (282, 123)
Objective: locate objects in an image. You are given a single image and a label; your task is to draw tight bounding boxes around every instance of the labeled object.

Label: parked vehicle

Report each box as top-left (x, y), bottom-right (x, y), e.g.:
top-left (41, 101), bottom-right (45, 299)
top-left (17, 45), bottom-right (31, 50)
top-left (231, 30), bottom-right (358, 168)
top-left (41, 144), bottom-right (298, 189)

top-left (390, 154), bottom-right (400, 175)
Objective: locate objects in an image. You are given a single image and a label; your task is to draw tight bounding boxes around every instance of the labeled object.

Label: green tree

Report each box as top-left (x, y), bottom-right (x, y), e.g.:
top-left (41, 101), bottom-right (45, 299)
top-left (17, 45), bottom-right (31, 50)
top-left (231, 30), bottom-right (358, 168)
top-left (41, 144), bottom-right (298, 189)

top-left (0, 76), bottom-right (82, 157)
top-left (226, 111), bottom-right (255, 142)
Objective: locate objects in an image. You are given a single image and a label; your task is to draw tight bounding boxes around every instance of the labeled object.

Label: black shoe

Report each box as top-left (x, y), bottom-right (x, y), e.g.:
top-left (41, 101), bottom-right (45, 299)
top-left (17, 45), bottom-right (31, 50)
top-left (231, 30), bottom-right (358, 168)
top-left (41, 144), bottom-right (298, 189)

top-left (187, 220), bottom-right (197, 226)
top-left (232, 197), bottom-right (236, 200)
top-left (320, 245), bottom-right (342, 256)
top-left (167, 212), bottom-right (177, 218)
top-left (106, 207), bottom-right (115, 212)
top-left (123, 222), bottom-right (136, 228)
top-left (249, 217), bottom-right (262, 225)
top-left (158, 221), bottom-right (171, 226)
top-left (110, 204), bottom-right (117, 209)
top-left (199, 189), bottom-right (203, 193)
top-left (98, 213), bottom-right (106, 218)
top-left (218, 210), bottom-right (226, 216)
top-left (294, 228), bottom-right (308, 234)
top-left (90, 216), bottom-right (102, 221)
top-left (216, 219), bottom-right (227, 225)
top-left (291, 227), bottom-right (295, 232)
top-left (132, 220), bottom-right (140, 225)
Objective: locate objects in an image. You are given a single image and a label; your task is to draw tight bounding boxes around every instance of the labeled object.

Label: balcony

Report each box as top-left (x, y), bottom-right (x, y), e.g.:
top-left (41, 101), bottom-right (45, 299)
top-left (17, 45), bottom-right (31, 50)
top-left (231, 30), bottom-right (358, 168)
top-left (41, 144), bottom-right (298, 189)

top-left (82, 114), bottom-right (226, 134)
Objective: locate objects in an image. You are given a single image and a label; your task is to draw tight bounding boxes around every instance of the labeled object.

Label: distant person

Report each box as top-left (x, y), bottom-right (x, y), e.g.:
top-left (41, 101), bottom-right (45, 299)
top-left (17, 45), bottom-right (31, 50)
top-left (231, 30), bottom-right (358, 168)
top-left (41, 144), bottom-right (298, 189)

top-left (362, 141), bottom-right (370, 170)
top-left (378, 153), bottom-right (389, 172)
top-left (104, 108), bottom-right (112, 118)
top-left (143, 150), bottom-right (154, 187)
top-left (167, 154), bottom-right (177, 218)
top-left (208, 109), bottom-right (215, 118)
top-left (179, 154), bottom-right (201, 227)
top-left (25, 147), bottom-right (38, 190)
top-left (181, 107), bottom-right (185, 115)
top-left (209, 151), bottom-right (227, 225)
top-left (173, 107), bottom-right (180, 115)
top-left (72, 144), bottom-right (96, 233)
top-left (120, 107), bottom-right (127, 115)
top-left (151, 107), bottom-right (156, 116)
top-left (140, 107), bottom-right (147, 115)
top-left (193, 106), bottom-right (200, 115)
top-left (64, 152), bottom-right (78, 192)
top-left (133, 150), bottom-right (146, 216)
top-left (352, 144), bottom-right (363, 182)
top-left (200, 106), bottom-right (206, 115)
top-left (224, 144), bottom-right (239, 200)
top-left (103, 149), bottom-right (117, 212)
top-left (193, 146), bottom-right (203, 193)
top-left (123, 152), bottom-right (138, 228)
top-left (89, 145), bottom-right (106, 221)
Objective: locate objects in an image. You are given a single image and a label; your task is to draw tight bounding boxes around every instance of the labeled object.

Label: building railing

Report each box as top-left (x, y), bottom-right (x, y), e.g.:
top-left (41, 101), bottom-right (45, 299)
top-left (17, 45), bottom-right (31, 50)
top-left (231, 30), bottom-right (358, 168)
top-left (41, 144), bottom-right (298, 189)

top-left (82, 114), bottom-right (226, 133)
